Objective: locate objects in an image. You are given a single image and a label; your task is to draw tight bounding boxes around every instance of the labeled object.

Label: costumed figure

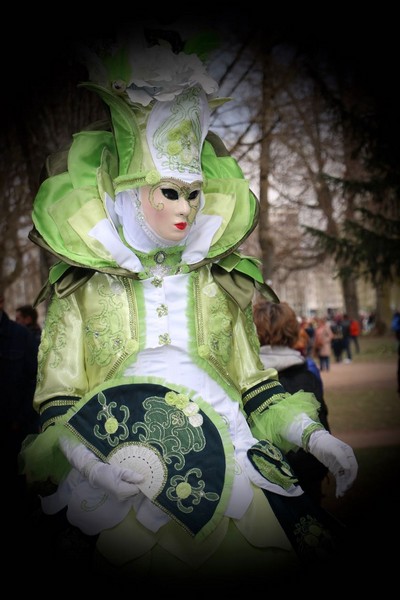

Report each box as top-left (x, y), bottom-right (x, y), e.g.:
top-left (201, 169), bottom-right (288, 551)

top-left (20, 30), bottom-right (358, 582)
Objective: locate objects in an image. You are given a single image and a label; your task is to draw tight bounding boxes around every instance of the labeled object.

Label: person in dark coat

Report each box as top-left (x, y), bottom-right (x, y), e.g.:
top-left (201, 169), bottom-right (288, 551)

top-left (0, 290), bottom-right (39, 509)
top-left (16, 304), bottom-right (42, 350)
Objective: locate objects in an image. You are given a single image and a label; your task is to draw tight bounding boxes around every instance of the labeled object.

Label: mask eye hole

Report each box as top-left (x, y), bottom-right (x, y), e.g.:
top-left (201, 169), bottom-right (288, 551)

top-left (188, 190), bottom-right (200, 200)
top-left (161, 188), bottom-right (179, 200)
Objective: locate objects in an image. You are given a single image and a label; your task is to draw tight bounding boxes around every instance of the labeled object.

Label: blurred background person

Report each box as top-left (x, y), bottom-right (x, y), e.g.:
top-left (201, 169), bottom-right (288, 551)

top-left (349, 317), bottom-right (361, 355)
top-left (339, 314), bottom-right (352, 364)
top-left (0, 289), bottom-right (40, 515)
top-left (391, 309), bottom-right (400, 394)
top-left (313, 317), bottom-right (334, 371)
top-left (304, 319), bottom-right (316, 358)
top-left (16, 304), bottom-right (42, 349)
top-left (293, 318), bottom-right (310, 357)
top-left (253, 299), bottom-right (330, 505)
top-left (329, 317), bottom-right (344, 363)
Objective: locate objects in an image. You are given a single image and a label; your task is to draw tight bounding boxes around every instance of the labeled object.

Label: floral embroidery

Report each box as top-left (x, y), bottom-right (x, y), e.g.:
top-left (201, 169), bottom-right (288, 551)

top-left (68, 384), bottom-right (228, 534)
top-left (110, 281), bottom-right (124, 295)
top-left (85, 282), bottom-right (127, 368)
top-left (165, 391), bottom-right (203, 427)
top-left (208, 293), bottom-right (232, 365)
top-left (156, 304), bottom-right (168, 317)
top-left (153, 88), bottom-right (204, 176)
top-left (293, 515), bottom-right (335, 558)
top-left (36, 297), bottom-right (71, 385)
top-left (167, 469), bottom-right (219, 513)
top-left (93, 391), bottom-right (130, 446)
top-left (151, 277), bottom-right (163, 288)
top-left (159, 333), bottom-right (171, 345)
top-left (244, 304), bottom-right (261, 357)
top-left (130, 394), bottom-right (207, 468)
top-left (247, 440), bottom-right (298, 491)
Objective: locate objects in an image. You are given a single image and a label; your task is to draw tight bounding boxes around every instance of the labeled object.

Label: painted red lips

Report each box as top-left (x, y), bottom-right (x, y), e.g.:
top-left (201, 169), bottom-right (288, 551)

top-left (175, 222), bottom-right (187, 230)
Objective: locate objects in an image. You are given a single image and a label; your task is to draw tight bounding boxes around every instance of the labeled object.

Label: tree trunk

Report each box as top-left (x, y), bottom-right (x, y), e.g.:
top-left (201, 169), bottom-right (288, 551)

top-left (375, 280), bottom-right (393, 334)
top-left (340, 275), bottom-right (360, 319)
top-left (258, 61), bottom-right (275, 283)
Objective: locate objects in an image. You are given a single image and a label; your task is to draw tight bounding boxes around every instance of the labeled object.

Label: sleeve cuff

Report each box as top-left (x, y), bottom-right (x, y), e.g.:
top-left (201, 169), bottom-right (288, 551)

top-left (284, 412), bottom-right (325, 449)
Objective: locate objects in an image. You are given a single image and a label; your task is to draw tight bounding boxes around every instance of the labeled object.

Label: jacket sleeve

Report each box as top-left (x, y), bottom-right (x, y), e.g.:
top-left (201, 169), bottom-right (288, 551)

top-left (210, 264), bottom-right (325, 453)
top-left (34, 289), bottom-right (88, 430)
top-left (236, 305), bottom-right (325, 453)
top-left (20, 288), bottom-right (88, 484)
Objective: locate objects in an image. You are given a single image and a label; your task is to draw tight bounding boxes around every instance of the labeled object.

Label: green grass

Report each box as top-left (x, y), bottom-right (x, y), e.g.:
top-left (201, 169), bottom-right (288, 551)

top-left (352, 332), bottom-right (398, 361)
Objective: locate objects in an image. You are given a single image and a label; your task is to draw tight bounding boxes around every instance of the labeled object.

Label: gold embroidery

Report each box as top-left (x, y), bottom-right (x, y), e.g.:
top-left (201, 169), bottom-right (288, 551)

top-left (243, 381), bottom-right (283, 405)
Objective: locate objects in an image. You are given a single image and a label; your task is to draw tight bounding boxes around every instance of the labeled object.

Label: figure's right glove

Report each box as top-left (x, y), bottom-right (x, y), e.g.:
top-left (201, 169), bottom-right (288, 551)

top-left (308, 430), bottom-right (358, 498)
top-left (59, 436), bottom-right (144, 501)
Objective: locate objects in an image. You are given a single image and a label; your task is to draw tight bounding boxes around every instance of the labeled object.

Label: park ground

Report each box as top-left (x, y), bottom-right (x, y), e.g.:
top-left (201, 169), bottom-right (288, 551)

top-left (317, 338), bottom-right (399, 586)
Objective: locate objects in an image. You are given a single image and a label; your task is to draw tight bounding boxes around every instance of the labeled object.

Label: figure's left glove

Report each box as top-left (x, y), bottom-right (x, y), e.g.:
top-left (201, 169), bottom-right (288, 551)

top-left (59, 436), bottom-right (144, 500)
top-left (308, 430), bottom-right (358, 498)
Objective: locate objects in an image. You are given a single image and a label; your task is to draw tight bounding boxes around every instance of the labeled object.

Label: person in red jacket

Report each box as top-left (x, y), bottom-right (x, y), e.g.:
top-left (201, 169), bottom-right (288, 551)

top-left (349, 318), bottom-right (361, 354)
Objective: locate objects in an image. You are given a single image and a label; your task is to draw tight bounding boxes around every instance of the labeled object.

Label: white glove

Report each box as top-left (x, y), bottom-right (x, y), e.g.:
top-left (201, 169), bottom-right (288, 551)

top-left (59, 437), bottom-right (144, 501)
top-left (308, 430), bottom-right (358, 498)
